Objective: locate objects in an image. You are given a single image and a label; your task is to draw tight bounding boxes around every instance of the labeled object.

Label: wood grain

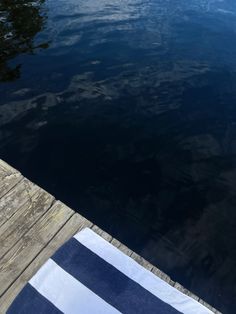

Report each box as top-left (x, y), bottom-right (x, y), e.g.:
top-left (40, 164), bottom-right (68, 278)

top-left (0, 184), bottom-right (54, 260)
top-left (0, 210), bottom-right (92, 312)
top-left (0, 201), bottom-right (73, 297)
top-left (0, 160), bottom-right (22, 199)
top-left (0, 179), bottom-right (39, 228)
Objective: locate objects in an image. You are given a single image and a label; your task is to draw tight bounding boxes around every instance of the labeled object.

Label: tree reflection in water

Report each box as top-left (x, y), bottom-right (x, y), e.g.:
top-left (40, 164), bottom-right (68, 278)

top-left (0, 0), bottom-right (48, 82)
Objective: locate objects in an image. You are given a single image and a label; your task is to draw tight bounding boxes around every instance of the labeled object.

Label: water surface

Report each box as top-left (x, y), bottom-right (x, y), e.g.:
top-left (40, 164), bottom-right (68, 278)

top-left (1, 1), bottom-right (236, 312)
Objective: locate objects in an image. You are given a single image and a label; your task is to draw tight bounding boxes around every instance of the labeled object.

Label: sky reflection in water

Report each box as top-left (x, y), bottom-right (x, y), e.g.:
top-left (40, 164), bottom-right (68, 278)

top-left (1, 0), bottom-right (236, 312)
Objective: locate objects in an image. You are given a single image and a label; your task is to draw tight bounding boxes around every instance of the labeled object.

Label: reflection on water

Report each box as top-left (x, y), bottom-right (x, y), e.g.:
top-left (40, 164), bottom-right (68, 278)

top-left (1, 0), bottom-right (236, 312)
top-left (0, 0), bottom-right (48, 82)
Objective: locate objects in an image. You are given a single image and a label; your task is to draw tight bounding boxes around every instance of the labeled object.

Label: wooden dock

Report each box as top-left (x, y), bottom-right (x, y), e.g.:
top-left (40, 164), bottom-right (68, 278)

top-left (0, 159), bottom-right (220, 313)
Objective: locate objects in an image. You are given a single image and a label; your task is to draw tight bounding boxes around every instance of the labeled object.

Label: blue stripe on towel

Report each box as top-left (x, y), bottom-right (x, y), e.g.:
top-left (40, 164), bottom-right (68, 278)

top-left (7, 284), bottom-right (62, 314)
top-left (52, 238), bottom-right (181, 314)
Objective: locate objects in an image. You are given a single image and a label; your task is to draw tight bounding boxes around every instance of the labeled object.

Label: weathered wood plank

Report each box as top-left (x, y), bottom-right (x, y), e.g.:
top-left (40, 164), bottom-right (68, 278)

top-left (130, 251), bottom-right (153, 271)
top-left (111, 238), bottom-right (133, 257)
top-left (0, 201), bottom-right (73, 297)
top-left (0, 160), bottom-right (22, 199)
top-left (199, 298), bottom-right (219, 313)
top-left (92, 225), bottom-right (113, 242)
top-left (0, 211), bottom-right (93, 312)
top-left (116, 243), bottom-right (133, 257)
top-left (174, 282), bottom-right (199, 300)
top-left (0, 179), bottom-right (40, 228)
top-left (151, 266), bottom-right (175, 286)
top-left (0, 184), bottom-right (54, 260)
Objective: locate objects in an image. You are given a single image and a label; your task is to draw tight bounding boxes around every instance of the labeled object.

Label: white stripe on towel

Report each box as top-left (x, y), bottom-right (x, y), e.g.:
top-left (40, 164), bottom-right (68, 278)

top-left (74, 228), bottom-right (213, 314)
top-left (29, 258), bottom-right (121, 314)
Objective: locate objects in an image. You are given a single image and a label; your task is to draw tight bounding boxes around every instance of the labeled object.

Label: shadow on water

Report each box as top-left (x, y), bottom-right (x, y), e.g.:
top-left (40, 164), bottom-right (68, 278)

top-left (0, 0), bottom-right (49, 82)
top-left (0, 0), bottom-right (236, 313)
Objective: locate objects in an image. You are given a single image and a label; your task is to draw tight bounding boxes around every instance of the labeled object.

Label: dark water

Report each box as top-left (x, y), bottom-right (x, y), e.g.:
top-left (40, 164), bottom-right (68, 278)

top-left (1, 0), bottom-right (236, 312)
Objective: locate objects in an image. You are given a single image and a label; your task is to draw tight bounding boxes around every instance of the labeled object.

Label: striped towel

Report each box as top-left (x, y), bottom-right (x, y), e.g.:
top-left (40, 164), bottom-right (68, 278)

top-left (8, 228), bottom-right (213, 314)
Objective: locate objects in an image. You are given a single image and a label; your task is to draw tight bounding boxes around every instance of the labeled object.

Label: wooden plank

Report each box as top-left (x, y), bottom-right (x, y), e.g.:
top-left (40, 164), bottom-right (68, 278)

top-left (0, 179), bottom-right (40, 228)
top-left (199, 298), bottom-right (219, 313)
top-left (0, 160), bottom-right (22, 199)
top-left (0, 184), bottom-right (54, 260)
top-left (174, 282), bottom-right (199, 300)
top-left (151, 266), bottom-right (175, 286)
top-left (0, 211), bottom-right (93, 312)
top-left (116, 242), bottom-right (133, 257)
top-left (130, 251), bottom-right (153, 271)
top-left (0, 201), bottom-right (73, 297)
top-left (92, 225), bottom-right (113, 242)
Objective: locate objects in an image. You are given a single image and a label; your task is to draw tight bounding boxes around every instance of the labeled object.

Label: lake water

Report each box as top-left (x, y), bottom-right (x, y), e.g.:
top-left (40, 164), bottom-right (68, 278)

top-left (1, 1), bottom-right (236, 312)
